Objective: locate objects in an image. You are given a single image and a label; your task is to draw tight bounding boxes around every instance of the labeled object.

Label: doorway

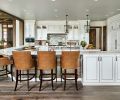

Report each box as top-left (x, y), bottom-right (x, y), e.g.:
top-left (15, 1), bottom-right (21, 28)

top-left (0, 10), bottom-right (24, 48)
top-left (89, 27), bottom-right (102, 49)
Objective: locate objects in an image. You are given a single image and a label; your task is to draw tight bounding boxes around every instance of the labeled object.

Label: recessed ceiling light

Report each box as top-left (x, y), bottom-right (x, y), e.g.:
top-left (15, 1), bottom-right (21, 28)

top-left (8, 0), bottom-right (13, 2)
top-left (86, 9), bottom-right (89, 12)
top-left (51, 0), bottom-right (56, 2)
top-left (105, 14), bottom-right (109, 17)
top-left (110, 12), bottom-right (114, 14)
top-left (94, 0), bottom-right (98, 2)
top-left (55, 15), bottom-right (58, 17)
top-left (54, 9), bottom-right (58, 12)
top-left (117, 9), bottom-right (120, 11)
top-left (23, 9), bottom-right (27, 12)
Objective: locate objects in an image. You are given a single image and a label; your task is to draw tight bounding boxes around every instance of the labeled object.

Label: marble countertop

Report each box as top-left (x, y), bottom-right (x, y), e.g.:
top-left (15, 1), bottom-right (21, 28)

top-left (0, 46), bottom-right (120, 56)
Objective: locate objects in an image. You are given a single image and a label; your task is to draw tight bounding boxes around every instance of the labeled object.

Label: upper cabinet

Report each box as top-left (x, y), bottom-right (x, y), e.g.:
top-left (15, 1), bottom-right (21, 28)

top-left (36, 25), bottom-right (47, 40)
top-left (107, 14), bottom-right (120, 51)
top-left (47, 25), bottom-right (65, 33)
top-left (67, 24), bottom-right (80, 40)
top-left (24, 20), bottom-right (36, 38)
top-left (35, 20), bottom-right (89, 41)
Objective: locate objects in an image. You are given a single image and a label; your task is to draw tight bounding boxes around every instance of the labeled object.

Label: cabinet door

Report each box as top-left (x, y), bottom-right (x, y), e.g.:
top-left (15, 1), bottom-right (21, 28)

top-left (47, 25), bottom-right (65, 33)
top-left (41, 27), bottom-right (47, 40)
top-left (115, 56), bottom-right (120, 82)
top-left (73, 28), bottom-right (79, 40)
top-left (37, 26), bottom-right (47, 40)
top-left (83, 55), bottom-right (99, 82)
top-left (67, 26), bottom-right (74, 40)
top-left (37, 29), bottom-right (42, 40)
top-left (100, 55), bottom-right (115, 82)
top-left (111, 30), bottom-right (117, 51)
top-left (24, 20), bottom-right (35, 38)
top-left (117, 22), bottom-right (120, 50)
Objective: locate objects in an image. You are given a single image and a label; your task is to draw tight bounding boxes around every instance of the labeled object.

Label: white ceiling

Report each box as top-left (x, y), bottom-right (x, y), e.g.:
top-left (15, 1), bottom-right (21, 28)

top-left (0, 0), bottom-right (120, 21)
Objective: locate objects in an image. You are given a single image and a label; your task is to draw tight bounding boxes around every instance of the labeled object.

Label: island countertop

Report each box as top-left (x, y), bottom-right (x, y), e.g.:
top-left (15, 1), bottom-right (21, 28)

top-left (1, 46), bottom-right (120, 56)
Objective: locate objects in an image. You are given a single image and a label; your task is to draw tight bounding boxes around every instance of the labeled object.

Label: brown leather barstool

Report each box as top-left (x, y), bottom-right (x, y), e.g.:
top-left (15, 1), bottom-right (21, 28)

top-left (0, 55), bottom-right (13, 81)
top-left (12, 51), bottom-right (36, 91)
top-left (37, 51), bottom-right (57, 91)
top-left (60, 51), bottom-right (80, 90)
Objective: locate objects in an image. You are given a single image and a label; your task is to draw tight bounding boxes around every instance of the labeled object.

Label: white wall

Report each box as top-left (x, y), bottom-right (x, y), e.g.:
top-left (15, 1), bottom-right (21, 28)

top-left (16, 20), bottom-right (20, 47)
top-left (90, 21), bottom-right (107, 26)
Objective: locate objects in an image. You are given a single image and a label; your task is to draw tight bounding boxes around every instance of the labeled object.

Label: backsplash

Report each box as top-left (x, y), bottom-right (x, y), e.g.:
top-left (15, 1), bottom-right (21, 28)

top-left (47, 34), bottom-right (67, 46)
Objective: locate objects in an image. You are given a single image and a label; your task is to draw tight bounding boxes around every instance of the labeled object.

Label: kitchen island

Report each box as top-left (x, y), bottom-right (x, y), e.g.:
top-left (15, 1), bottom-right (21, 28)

top-left (1, 46), bottom-right (120, 85)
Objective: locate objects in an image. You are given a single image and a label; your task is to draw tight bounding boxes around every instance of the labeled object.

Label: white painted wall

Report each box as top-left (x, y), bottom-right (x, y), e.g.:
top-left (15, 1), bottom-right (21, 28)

top-left (96, 28), bottom-right (100, 49)
top-left (16, 20), bottom-right (20, 47)
top-left (90, 21), bottom-right (107, 26)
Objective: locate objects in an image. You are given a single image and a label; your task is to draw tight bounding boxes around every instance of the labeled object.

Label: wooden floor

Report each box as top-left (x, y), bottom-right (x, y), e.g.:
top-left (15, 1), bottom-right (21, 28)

top-left (0, 77), bottom-right (120, 100)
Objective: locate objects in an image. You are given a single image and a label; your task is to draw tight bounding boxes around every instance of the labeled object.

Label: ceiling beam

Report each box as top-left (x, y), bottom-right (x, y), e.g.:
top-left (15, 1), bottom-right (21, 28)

top-left (0, 9), bottom-right (24, 22)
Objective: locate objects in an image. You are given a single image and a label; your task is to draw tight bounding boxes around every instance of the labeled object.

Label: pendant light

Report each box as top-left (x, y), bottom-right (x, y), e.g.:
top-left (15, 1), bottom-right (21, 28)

top-left (65, 14), bottom-right (69, 33)
top-left (86, 15), bottom-right (90, 33)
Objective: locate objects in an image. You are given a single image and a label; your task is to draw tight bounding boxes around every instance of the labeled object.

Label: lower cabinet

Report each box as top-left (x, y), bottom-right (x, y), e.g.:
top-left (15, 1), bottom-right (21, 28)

top-left (83, 55), bottom-right (99, 82)
top-left (115, 56), bottom-right (120, 82)
top-left (83, 54), bottom-right (116, 83)
top-left (100, 55), bottom-right (115, 82)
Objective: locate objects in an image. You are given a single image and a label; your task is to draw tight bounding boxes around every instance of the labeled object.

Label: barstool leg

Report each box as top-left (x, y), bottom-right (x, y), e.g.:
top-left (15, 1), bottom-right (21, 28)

top-left (64, 69), bottom-right (66, 90)
top-left (35, 66), bottom-right (37, 82)
top-left (14, 70), bottom-right (18, 91)
top-left (27, 70), bottom-right (29, 91)
top-left (61, 67), bottom-right (62, 82)
top-left (5, 65), bottom-right (8, 77)
top-left (19, 70), bottom-right (21, 83)
top-left (51, 69), bottom-right (54, 90)
top-left (56, 57), bottom-right (57, 82)
top-left (55, 66), bottom-right (57, 82)
top-left (11, 64), bottom-right (13, 81)
top-left (39, 70), bottom-right (43, 91)
top-left (75, 69), bottom-right (78, 90)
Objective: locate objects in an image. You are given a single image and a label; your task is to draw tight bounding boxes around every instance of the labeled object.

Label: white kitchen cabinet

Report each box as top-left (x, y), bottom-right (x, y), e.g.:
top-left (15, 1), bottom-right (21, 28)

top-left (83, 54), bottom-right (115, 83)
top-left (83, 55), bottom-right (99, 82)
top-left (73, 25), bottom-right (80, 40)
top-left (36, 26), bottom-right (47, 40)
top-left (47, 25), bottom-right (65, 33)
top-left (67, 25), bottom-right (79, 40)
top-left (107, 14), bottom-right (120, 51)
top-left (67, 25), bottom-right (73, 40)
top-left (24, 20), bottom-right (35, 38)
top-left (115, 56), bottom-right (120, 82)
top-left (100, 55), bottom-right (115, 82)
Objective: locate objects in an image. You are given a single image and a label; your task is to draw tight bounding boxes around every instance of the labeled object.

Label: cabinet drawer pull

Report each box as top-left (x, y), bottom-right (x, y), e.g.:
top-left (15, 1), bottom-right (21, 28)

top-left (101, 57), bottom-right (102, 61)
top-left (98, 57), bottom-right (100, 61)
top-left (115, 40), bottom-right (117, 49)
top-left (116, 57), bottom-right (118, 61)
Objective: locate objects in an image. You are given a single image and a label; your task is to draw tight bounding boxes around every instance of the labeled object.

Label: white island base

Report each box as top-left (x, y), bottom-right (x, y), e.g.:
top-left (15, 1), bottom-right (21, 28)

top-left (83, 52), bottom-right (120, 85)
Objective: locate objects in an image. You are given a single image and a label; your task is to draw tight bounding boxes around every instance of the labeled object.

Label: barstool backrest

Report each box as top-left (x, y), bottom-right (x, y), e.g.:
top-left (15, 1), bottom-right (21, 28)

top-left (12, 51), bottom-right (33, 70)
top-left (37, 51), bottom-right (56, 70)
top-left (0, 57), bottom-right (12, 66)
top-left (61, 51), bottom-right (80, 69)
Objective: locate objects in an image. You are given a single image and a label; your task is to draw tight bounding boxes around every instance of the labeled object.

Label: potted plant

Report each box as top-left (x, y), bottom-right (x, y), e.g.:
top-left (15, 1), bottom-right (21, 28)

top-left (80, 40), bottom-right (87, 49)
top-left (0, 39), bottom-right (5, 49)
